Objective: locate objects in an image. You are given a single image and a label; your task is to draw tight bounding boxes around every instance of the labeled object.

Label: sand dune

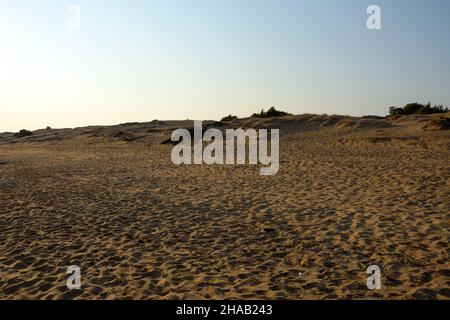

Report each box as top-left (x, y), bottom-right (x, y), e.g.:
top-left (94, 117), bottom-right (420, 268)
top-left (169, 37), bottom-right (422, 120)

top-left (0, 113), bottom-right (448, 299)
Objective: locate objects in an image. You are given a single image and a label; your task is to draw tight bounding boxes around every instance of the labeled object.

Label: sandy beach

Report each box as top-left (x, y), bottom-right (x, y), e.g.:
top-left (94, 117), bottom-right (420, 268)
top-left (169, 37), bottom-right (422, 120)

top-left (0, 113), bottom-right (448, 299)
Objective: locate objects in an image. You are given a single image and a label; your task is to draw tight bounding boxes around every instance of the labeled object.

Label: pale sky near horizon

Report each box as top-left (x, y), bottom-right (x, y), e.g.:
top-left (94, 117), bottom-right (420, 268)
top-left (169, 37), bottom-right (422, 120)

top-left (1, 0), bottom-right (449, 132)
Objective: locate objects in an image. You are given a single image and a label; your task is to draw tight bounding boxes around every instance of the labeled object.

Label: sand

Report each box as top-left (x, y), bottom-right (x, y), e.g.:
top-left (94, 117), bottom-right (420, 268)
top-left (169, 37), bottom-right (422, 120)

top-left (0, 113), bottom-right (448, 299)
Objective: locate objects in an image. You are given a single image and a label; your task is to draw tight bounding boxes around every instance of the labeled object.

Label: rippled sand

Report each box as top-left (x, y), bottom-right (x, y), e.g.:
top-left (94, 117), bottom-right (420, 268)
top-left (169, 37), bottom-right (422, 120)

top-left (0, 114), bottom-right (448, 299)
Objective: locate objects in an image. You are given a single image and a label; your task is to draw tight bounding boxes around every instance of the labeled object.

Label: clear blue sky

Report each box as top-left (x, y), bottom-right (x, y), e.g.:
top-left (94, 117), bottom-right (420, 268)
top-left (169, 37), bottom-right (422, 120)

top-left (1, 0), bottom-right (449, 131)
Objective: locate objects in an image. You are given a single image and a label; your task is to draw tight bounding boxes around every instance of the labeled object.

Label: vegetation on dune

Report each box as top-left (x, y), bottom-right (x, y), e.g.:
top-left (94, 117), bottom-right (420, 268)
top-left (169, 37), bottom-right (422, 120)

top-left (14, 129), bottom-right (33, 138)
top-left (251, 106), bottom-right (290, 118)
top-left (220, 114), bottom-right (238, 122)
top-left (389, 103), bottom-right (448, 116)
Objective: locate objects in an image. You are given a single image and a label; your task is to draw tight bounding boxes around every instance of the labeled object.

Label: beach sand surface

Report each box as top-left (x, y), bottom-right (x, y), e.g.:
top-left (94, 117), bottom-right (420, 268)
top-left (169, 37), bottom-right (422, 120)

top-left (0, 113), bottom-right (449, 299)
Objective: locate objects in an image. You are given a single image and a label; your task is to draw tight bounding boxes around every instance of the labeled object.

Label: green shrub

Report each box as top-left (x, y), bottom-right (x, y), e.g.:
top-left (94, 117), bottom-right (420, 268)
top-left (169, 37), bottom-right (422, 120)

top-left (14, 129), bottom-right (33, 138)
top-left (389, 103), bottom-right (448, 115)
top-left (221, 114), bottom-right (238, 122)
top-left (251, 106), bottom-right (290, 118)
